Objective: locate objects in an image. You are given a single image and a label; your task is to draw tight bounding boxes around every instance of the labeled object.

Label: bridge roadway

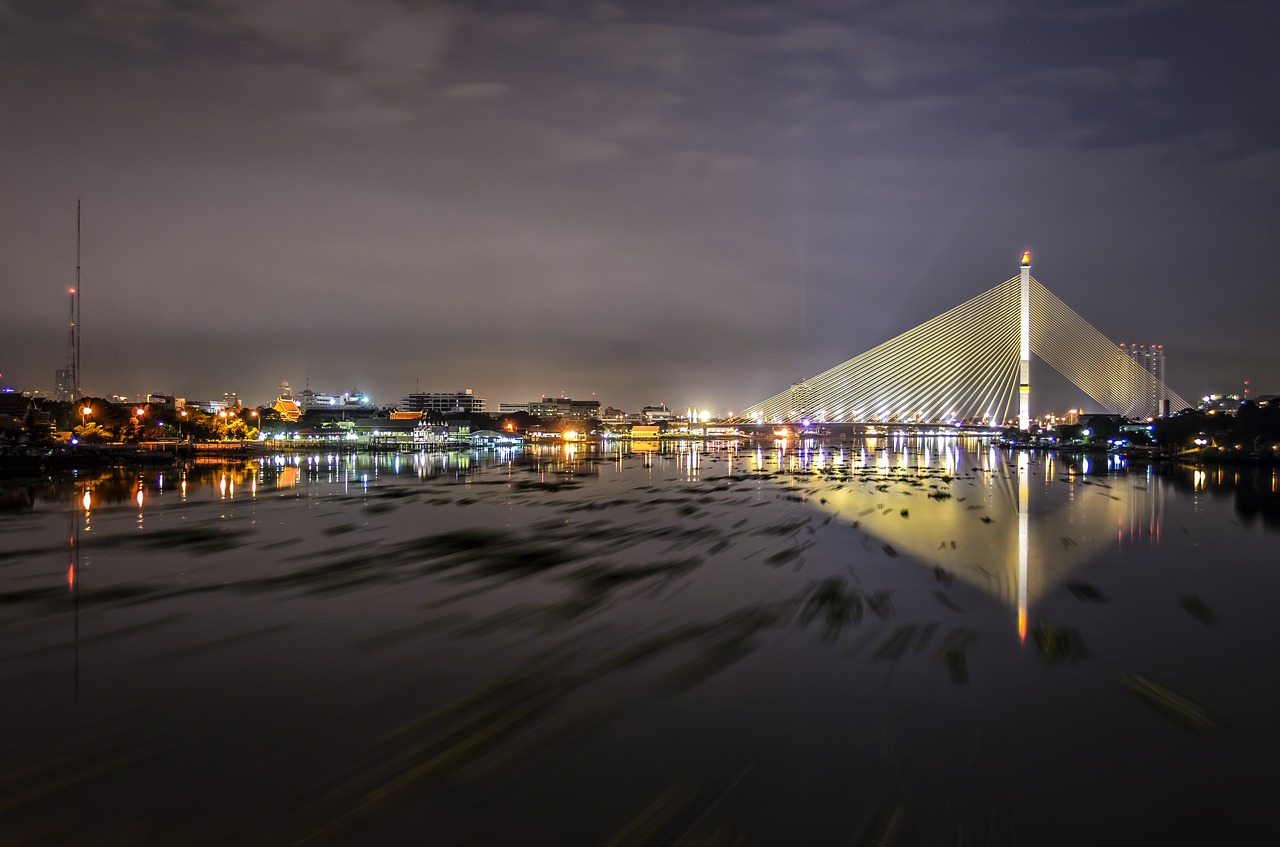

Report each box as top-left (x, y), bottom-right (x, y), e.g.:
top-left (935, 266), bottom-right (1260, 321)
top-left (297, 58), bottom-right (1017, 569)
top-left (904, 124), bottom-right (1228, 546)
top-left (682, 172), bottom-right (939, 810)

top-left (732, 422), bottom-right (1009, 439)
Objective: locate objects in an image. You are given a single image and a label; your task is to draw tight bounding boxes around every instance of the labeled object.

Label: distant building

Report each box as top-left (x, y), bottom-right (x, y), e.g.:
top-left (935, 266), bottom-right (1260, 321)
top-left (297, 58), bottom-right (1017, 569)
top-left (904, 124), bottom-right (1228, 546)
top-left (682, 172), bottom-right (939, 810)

top-left (640, 404), bottom-right (673, 423)
top-left (529, 396), bottom-right (601, 421)
top-left (298, 389), bottom-right (373, 414)
top-left (1198, 393), bottom-right (1242, 415)
top-left (351, 415), bottom-right (417, 448)
top-left (273, 381), bottom-right (301, 422)
top-left (412, 421), bottom-right (472, 446)
top-left (273, 399), bottom-right (301, 422)
top-left (399, 389), bottom-right (487, 416)
top-left (789, 381), bottom-right (815, 420)
top-left (1120, 343), bottom-right (1167, 418)
top-left (54, 368), bottom-right (73, 402)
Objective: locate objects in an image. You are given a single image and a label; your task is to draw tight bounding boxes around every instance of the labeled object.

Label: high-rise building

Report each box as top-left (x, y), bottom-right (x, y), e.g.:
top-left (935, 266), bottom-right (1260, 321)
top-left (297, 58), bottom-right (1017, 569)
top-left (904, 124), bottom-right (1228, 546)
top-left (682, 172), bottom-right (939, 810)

top-left (54, 368), bottom-right (74, 402)
top-left (1120, 343), bottom-right (1167, 418)
top-left (789, 381), bottom-right (814, 421)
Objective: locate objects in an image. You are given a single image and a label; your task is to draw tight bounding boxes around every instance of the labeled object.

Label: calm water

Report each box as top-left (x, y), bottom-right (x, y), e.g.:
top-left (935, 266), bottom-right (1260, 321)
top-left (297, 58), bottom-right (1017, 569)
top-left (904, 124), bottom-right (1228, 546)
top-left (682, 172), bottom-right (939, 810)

top-left (2, 438), bottom-right (1278, 845)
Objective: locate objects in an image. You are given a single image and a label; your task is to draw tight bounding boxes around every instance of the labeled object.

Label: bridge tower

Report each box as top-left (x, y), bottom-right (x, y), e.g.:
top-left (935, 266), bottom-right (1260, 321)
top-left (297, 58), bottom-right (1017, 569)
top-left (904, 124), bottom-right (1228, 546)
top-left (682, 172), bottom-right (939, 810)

top-left (1019, 251), bottom-right (1031, 431)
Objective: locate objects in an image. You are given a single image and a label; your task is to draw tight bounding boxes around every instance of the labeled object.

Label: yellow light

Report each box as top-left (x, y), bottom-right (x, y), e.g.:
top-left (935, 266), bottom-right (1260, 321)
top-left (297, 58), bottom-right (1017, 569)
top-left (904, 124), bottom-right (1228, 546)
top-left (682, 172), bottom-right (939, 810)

top-left (1021, 250), bottom-right (1031, 266)
top-left (81, 406), bottom-right (92, 416)
top-left (564, 430), bottom-right (578, 441)
top-left (82, 491), bottom-right (91, 510)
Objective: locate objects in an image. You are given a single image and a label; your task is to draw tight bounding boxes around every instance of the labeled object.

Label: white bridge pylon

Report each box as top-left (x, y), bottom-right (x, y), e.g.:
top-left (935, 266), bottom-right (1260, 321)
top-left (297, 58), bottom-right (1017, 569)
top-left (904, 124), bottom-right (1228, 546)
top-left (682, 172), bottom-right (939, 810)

top-left (737, 259), bottom-right (1191, 426)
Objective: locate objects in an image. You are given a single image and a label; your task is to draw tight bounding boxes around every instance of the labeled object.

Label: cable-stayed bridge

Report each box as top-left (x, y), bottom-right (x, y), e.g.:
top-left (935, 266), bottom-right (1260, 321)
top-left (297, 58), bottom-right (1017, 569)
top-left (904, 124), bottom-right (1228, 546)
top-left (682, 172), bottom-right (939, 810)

top-left (736, 254), bottom-right (1190, 427)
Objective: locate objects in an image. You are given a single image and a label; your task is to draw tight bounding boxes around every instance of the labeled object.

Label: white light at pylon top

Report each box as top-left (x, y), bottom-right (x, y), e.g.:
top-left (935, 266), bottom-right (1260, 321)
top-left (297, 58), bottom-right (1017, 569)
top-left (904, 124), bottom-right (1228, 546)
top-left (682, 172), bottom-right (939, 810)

top-left (1020, 251), bottom-right (1032, 266)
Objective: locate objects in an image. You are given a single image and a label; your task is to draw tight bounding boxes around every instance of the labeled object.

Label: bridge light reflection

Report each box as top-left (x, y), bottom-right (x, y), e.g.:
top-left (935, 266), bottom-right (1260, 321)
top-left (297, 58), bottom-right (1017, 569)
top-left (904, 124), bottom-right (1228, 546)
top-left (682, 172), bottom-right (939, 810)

top-left (1017, 451), bottom-right (1029, 642)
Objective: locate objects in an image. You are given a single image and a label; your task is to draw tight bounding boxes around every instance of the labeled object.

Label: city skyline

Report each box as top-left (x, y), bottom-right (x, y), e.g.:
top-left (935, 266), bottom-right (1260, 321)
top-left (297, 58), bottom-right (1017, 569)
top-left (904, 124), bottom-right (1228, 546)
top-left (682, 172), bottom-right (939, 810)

top-left (3, 1), bottom-right (1278, 412)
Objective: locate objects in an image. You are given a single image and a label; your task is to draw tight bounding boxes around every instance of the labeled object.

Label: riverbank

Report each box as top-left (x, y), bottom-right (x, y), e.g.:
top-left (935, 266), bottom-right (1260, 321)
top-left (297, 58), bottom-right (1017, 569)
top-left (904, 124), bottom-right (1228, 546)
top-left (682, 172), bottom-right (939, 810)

top-left (5, 434), bottom-right (1278, 472)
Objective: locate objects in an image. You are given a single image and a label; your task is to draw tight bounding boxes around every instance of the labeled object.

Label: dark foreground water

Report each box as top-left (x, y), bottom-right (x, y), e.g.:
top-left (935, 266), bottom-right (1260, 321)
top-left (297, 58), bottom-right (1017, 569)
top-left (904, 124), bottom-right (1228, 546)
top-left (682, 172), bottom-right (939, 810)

top-left (2, 438), bottom-right (1278, 845)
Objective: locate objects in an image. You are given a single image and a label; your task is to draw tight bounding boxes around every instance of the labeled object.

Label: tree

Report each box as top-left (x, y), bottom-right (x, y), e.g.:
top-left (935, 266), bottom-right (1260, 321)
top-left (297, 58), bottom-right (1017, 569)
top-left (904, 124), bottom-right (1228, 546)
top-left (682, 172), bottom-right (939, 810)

top-left (72, 422), bottom-right (111, 443)
top-left (494, 411), bottom-right (539, 433)
top-left (120, 414), bottom-right (144, 443)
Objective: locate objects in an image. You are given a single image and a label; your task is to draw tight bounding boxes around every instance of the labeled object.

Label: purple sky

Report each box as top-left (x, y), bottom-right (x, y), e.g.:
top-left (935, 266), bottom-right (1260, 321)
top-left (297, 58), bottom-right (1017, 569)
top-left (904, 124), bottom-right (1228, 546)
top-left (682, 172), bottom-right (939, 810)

top-left (2, 0), bottom-right (1277, 413)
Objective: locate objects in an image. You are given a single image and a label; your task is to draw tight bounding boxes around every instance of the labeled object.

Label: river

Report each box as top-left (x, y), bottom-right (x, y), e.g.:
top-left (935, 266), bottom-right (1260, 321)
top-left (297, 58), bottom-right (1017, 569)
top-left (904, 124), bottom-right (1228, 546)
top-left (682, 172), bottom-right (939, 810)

top-left (1, 437), bottom-right (1277, 844)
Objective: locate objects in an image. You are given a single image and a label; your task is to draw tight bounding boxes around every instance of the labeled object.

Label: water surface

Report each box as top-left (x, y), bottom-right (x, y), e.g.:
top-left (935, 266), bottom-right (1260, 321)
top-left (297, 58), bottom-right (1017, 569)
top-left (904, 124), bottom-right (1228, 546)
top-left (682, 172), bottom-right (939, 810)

top-left (2, 438), bottom-right (1277, 844)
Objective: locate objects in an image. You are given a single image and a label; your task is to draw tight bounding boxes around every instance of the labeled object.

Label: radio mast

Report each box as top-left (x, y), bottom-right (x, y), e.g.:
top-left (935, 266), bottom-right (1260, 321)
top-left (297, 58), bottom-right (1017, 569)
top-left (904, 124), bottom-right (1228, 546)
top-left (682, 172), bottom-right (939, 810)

top-left (66, 199), bottom-right (82, 399)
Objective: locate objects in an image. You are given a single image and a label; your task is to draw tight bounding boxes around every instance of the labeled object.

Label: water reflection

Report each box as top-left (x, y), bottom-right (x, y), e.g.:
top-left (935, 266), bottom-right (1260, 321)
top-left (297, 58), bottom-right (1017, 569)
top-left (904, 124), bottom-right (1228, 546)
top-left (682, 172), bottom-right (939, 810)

top-left (11, 443), bottom-right (1280, 533)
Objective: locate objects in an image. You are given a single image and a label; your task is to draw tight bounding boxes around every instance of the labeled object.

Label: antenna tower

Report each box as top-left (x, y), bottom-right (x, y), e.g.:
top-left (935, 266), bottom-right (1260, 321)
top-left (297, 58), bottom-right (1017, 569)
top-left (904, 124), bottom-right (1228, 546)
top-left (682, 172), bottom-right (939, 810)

top-left (66, 200), bottom-right (82, 399)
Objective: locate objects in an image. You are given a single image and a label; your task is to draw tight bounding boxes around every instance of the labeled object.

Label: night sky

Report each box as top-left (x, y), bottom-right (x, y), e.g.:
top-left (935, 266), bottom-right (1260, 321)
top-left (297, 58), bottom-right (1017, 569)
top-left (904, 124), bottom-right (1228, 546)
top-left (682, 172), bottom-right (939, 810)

top-left (2, 0), bottom-right (1277, 413)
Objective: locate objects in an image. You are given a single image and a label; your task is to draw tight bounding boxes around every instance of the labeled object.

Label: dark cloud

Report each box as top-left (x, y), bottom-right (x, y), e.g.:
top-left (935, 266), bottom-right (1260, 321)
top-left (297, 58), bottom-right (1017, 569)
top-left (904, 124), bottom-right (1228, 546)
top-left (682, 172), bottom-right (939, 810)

top-left (1, 0), bottom-right (1276, 412)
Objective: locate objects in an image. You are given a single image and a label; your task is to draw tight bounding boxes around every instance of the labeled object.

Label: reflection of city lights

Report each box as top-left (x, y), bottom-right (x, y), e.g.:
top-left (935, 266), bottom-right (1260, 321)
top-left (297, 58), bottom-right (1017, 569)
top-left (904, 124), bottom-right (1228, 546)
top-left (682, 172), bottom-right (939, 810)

top-left (136, 488), bottom-right (144, 508)
top-left (82, 491), bottom-right (91, 510)
top-left (67, 564), bottom-right (75, 590)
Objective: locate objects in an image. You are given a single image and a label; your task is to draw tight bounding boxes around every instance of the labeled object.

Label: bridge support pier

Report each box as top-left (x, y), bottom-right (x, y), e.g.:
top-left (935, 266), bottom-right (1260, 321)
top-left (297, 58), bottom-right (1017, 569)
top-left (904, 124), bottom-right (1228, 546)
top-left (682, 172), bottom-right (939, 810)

top-left (1019, 252), bottom-right (1032, 431)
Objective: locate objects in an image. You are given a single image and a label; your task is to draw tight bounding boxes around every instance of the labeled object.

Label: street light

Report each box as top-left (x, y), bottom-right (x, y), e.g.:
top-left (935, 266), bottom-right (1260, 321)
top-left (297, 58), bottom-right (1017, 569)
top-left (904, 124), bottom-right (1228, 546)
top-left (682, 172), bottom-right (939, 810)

top-left (80, 404), bottom-right (92, 429)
